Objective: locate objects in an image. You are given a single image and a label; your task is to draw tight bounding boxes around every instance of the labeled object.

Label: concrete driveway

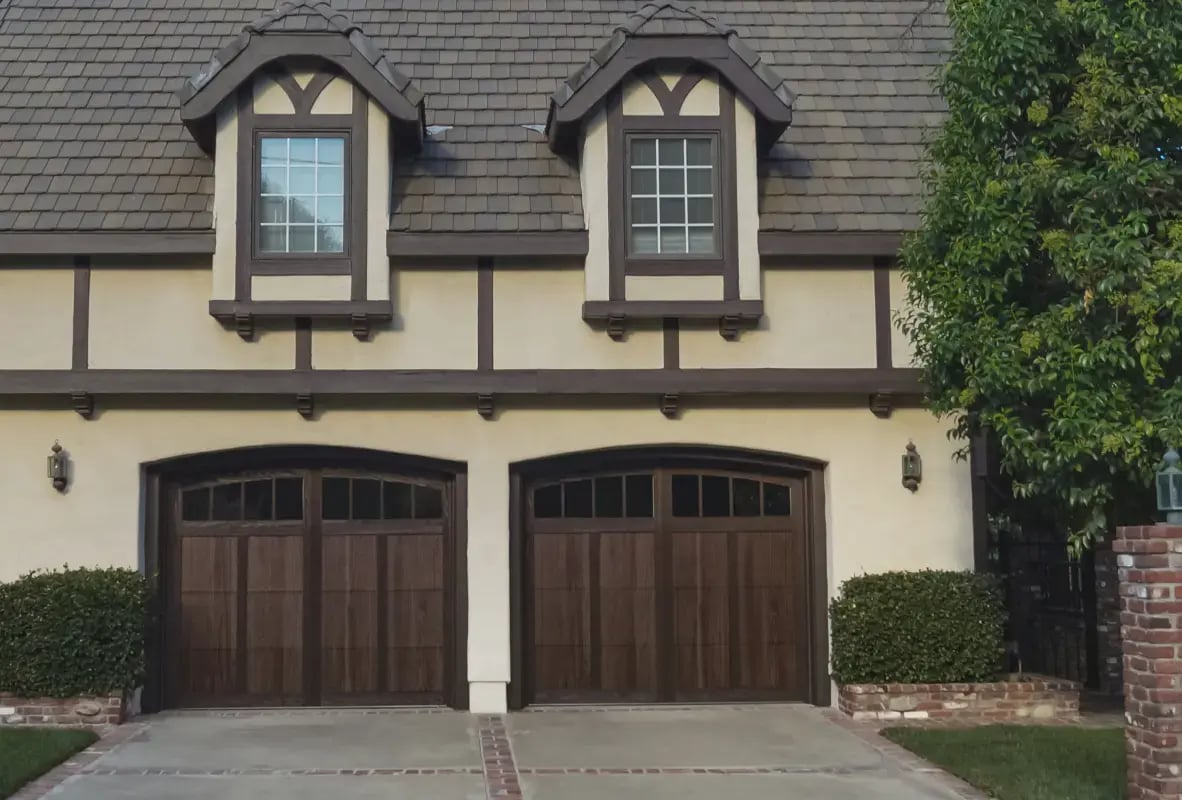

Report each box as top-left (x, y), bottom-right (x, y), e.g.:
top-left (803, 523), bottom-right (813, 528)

top-left (27, 705), bottom-right (977, 800)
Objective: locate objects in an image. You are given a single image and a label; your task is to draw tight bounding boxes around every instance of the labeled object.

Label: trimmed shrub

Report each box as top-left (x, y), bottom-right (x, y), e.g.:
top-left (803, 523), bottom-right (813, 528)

top-left (829, 570), bottom-right (1005, 685)
top-left (0, 567), bottom-right (151, 697)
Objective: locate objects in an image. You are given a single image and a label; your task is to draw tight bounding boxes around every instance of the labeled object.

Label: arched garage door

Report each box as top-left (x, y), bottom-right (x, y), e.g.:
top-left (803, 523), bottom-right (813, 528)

top-left (152, 449), bottom-right (466, 710)
top-left (512, 448), bottom-right (828, 706)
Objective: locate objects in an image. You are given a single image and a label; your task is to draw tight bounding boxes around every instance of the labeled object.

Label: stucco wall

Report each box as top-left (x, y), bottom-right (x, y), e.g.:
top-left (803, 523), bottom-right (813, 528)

top-left (89, 269), bottom-right (295, 369)
top-left (493, 270), bottom-right (662, 369)
top-left (0, 405), bottom-right (971, 711)
top-left (680, 269), bottom-right (876, 369)
top-left (312, 270), bottom-right (477, 370)
top-left (889, 267), bottom-right (916, 368)
top-left (0, 270), bottom-right (73, 369)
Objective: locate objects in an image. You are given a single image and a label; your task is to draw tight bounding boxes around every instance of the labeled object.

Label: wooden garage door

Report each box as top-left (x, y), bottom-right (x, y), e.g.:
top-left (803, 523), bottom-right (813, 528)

top-left (525, 468), bottom-right (810, 703)
top-left (165, 469), bottom-right (452, 708)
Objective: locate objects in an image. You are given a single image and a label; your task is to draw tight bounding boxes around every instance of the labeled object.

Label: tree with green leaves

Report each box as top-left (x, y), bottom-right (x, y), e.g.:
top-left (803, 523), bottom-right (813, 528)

top-left (901, 0), bottom-right (1182, 548)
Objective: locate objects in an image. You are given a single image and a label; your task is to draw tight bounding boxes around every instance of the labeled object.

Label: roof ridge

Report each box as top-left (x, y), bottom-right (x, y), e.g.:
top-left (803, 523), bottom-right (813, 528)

top-left (244, 0), bottom-right (359, 36)
top-left (618, 1), bottom-right (732, 37)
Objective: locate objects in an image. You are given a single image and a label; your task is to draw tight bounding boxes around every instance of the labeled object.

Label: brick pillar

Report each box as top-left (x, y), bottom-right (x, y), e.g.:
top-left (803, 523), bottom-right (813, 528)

top-left (1116, 525), bottom-right (1182, 800)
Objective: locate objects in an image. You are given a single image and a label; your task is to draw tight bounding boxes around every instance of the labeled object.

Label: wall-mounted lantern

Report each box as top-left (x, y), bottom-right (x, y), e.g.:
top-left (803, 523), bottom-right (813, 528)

top-left (1157, 447), bottom-right (1182, 524)
top-left (902, 441), bottom-right (922, 492)
top-left (47, 441), bottom-right (68, 493)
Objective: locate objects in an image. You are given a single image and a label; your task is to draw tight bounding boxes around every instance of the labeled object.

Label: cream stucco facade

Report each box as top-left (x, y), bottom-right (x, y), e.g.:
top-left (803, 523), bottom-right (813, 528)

top-left (0, 405), bottom-right (971, 713)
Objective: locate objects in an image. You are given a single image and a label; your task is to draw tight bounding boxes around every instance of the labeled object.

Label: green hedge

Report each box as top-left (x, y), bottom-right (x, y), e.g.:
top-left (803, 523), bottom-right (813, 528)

top-left (0, 567), bottom-right (151, 698)
top-left (829, 570), bottom-right (1005, 685)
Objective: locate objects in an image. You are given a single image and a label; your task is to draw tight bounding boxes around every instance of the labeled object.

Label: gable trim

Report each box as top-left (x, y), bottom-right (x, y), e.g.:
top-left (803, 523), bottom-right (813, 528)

top-left (179, 34), bottom-right (423, 152)
top-left (548, 36), bottom-right (793, 154)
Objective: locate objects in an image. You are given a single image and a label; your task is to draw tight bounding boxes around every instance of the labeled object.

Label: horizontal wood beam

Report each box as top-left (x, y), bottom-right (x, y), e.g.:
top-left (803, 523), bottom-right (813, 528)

top-left (0, 368), bottom-right (922, 397)
top-left (0, 232), bottom-right (217, 256)
top-left (758, 232), bottom-right (902, 259)
top-left (388, 231), bottom-right (589, 260)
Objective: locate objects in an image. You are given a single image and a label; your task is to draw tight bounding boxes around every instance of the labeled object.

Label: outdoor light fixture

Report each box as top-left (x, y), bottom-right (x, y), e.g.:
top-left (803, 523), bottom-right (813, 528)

top-left (902, 441), bottom-right (922, 492)
top-left (47, 441), bottom-right (68, 493)
top-left (1156, 447), bottom-right (1182, 524)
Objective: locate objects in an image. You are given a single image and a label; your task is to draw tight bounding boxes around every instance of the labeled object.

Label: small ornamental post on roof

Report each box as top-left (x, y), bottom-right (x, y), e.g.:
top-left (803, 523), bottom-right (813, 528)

top-left (1156, 447), bottom-right (1182, 524)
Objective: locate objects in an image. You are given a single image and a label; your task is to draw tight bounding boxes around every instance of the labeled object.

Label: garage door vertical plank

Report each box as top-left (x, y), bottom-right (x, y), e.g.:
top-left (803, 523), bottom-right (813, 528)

top-left (376, 533), bottom-right (389, 694)
top-left (305, 471), bottom-right (324, 706)
top-left (654, 471), bottom-right (675, 702)
top-left (236, 535), bottom-right (249, 696)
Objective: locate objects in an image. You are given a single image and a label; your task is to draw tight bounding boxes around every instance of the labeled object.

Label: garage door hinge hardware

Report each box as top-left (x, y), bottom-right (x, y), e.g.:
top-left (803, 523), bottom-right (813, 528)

top-left (477, 394), bottom-right (495, 420)
top-left (869, 392), bottom-right (894, 419)
top-left (660, 393), bottom-right (680, 419)
top-left (71, 392), bottom-right (94, 420)
top-left (296, 394), bottom-right (314, 420)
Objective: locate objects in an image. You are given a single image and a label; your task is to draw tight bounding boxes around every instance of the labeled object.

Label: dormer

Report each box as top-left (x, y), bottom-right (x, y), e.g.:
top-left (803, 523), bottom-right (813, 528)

top-left (546, 2), bottom-right (795, 340)
top-left (176, 1), bottom-right (425, 340)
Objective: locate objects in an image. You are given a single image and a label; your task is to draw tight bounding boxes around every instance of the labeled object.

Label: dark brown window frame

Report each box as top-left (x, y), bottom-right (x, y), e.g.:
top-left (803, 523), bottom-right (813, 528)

top-left (607, 72), bottom-right (741, 296)
top-left (623, 131), bottom-right (722, 273)
top-left (250, 129), bottom-right (353, 275)
top-left (234, 67), bottom-right (369, 292)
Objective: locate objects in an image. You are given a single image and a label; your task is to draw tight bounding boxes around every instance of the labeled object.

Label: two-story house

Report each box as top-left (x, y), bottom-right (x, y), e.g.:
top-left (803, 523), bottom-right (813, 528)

top-left (0, 0), bottom-right (970, 714)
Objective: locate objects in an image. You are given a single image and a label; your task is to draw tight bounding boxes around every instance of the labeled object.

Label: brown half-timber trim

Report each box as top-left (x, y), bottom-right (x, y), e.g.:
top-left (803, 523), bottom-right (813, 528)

top-left (759, 232), bottom-right (902, 259)
top-left (477, 258), bottom-right (494, 371)
top-left (873, 256), bottom-right (892, 369)
top-left (720, 82), bottom-right (739, 300)
top-left (350, 84), bottom-right (368, 301)
top-left (639, 72), bottom-right (706, 117)
top-left (0, 232), bottom-right (216, 257)
top-left (71, 256), bottom-right (90, 371)
top-left (662, 318), bottom-right (679, 370)
top-left (0, 368), bottom-right (923, 397)
top-left (584, 299), bottom-right (762, 323)
top-left (235, 86), bottom-right (253, 301)
top-left (507, 445), bottom-right (829, 708)
top-left (607, 88), bottom-right (626, 301)
top-left (295, 318), bottom-right (312, 370)
top-left (387, 232), bottom-right (588, 260)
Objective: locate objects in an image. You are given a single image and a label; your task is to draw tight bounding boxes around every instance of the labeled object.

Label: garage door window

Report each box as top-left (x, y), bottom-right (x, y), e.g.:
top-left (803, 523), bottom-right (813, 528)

top-left (321, 476), bottom-right (443, 521)
top-left (181, 476), bottom-right (304, 522)
top-left (533, 473), bottom-right (654, 519)
top-left (671, 473), bottom-right (791, 517)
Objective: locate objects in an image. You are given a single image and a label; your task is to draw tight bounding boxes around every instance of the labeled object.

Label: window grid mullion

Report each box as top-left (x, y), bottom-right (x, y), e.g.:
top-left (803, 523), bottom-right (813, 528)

top-left (284, 137), bottom-right (291, 252)
top-left (682, 139), bottom-right (690, 249)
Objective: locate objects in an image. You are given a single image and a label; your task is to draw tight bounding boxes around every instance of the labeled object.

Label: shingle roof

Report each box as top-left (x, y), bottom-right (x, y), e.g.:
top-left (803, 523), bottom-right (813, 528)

top-left (0, 0), bottom-right (949, 235)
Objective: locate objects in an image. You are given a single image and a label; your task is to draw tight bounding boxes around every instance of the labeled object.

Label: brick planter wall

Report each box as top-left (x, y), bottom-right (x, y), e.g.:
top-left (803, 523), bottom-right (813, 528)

top-left (838, 675), bottom-right (1081, 723)
top-left (0, 694), bottom-right (126, 728)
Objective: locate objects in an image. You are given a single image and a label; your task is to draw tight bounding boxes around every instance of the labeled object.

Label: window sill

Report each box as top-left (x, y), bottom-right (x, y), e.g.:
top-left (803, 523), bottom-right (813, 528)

top-left (209, 300), bottom-right (393, 341)
top-left (582, 300), bottom-right (763, 341)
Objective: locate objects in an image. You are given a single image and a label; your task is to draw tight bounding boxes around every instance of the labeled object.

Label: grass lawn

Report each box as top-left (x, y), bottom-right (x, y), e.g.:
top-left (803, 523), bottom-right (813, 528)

top-left (0, 728), bottom-right (98, 799)
top-left (882, 725), bottom-right (1125, 800)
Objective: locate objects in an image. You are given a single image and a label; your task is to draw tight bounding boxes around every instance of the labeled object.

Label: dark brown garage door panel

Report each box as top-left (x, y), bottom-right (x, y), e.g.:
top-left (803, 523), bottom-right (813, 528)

top-left (526, 467), bottom-right (811, 704)
top-left (169, 469), bottom-right (453, 708)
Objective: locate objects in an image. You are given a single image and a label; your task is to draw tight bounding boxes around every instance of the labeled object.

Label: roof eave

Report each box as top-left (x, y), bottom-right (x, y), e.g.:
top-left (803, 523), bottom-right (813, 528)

top-left (178, 32), bottom-right (425, 153)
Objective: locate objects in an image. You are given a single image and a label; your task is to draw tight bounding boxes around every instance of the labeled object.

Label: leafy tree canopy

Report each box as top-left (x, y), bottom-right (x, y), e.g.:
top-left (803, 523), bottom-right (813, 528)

top-left (902, 0), bottom-right (1182, 548)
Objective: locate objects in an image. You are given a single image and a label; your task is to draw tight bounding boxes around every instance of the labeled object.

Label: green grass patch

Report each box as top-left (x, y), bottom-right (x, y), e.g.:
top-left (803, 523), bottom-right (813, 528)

top-left (882, 726), bottom-right (1125, 800)
top-left (0, 728), bottom-right (97, 799)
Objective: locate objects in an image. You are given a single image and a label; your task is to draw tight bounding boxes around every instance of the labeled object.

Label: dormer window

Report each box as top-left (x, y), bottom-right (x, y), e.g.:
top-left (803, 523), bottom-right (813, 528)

top-left (627, 135), bottom-right (718, 258)
top-left (257, 135), bottom-right (347, 257)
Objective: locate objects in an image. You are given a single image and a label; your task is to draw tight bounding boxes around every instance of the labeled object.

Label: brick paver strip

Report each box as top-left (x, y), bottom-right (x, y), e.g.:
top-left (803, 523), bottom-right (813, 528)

top-left (479, 715), bottom-right (523, 799)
